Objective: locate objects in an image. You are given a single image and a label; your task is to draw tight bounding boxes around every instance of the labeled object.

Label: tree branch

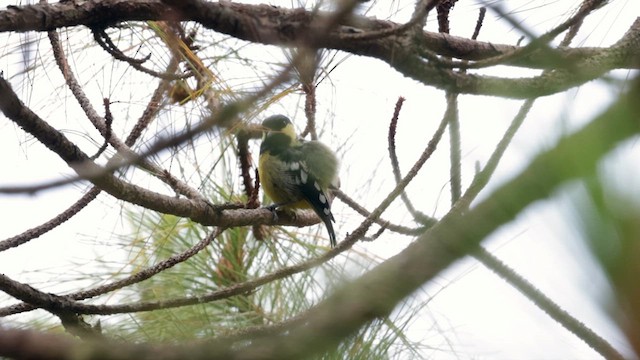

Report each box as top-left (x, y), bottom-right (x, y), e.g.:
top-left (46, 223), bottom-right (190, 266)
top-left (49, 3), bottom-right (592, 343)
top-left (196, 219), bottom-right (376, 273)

top-left (1, 1), bottom-right (638, 99)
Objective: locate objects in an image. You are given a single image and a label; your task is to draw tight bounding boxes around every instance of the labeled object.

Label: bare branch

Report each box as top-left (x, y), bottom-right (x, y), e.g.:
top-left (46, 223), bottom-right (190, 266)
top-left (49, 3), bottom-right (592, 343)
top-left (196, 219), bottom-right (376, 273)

top-left (89, 98), bottom-right (114, 161)
top-left (445, 92), bottom-right (461, 204)
top-left (386, 97), bottom-right (434, 224)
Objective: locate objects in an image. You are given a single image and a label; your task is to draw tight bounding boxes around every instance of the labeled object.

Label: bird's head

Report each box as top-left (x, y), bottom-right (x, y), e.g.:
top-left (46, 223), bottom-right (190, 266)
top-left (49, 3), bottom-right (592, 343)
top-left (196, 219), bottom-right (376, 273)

top-left (261, 115), bottom-right (297, 142)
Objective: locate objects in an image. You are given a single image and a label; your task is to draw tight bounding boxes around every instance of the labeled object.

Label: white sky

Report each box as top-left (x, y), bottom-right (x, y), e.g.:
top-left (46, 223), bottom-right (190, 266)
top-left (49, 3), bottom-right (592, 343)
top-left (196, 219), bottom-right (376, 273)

top-left (1, 0), bottom-right (639, 358)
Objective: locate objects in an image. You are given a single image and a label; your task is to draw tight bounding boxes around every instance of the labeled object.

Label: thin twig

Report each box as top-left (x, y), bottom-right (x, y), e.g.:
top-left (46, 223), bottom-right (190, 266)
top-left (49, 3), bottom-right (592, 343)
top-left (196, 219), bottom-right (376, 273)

top-left (250, 168), bottom-right (266, 240)
top-left (92, 27), bottom-right (190, 80)
top-left (462, 0), bottom-right (607, 70)
top-left (89, 98), bottom-right (113, 160)
top-left (387, 97), bottom-right (435, 224)
top-left (454, 100), bottom-right (534, 212)
top-left (0, 227), bottom-right (225, 316)
top-left (471, 7), bottom-right (486, 41)
top-left (303, 81), bottom-right (318, 140)
top-left (333, 189), bottom-right (424, 236)
top-left (0, 187), bottom-right (100, 252)
top-left (294, 48), bottom-right (319, 140)
top-left (93, 28), bottom-right (150, 64)
top-left (437, 2), bottom-right (461, 206)
top-left (125, 57), bottom-right (180, 146)
top-left (338, 0), bottom-right (438, 41)
top-left (560, 0), bottom-right (595, 47)
top-left (237, 131), bottom-right (255, 204)
top-left (445, 92), bottom-right (461, 205)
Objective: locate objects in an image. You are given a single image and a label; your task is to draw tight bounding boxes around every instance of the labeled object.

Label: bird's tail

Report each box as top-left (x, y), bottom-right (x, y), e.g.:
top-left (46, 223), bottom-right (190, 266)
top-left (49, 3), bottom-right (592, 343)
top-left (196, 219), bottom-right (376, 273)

top-left (324, 216), bottom-right (337, 248)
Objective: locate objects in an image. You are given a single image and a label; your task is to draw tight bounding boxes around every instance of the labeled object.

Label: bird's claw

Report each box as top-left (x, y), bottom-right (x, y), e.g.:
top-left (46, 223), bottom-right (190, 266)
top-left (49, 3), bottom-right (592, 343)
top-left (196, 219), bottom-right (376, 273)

top-left (265, 204), bottom-right (279, 222)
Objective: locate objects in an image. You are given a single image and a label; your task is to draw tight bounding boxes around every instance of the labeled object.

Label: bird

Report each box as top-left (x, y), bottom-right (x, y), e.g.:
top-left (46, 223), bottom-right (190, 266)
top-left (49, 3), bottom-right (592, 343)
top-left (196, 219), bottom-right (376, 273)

top-left (258, 114), bottom-right (340, 247)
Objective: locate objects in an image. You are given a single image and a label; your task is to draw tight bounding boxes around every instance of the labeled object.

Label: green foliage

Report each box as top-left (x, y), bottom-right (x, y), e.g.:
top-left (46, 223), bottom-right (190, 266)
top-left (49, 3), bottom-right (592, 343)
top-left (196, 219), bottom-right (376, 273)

top-left (123, 197), bottom-right (426, 357)
top-left (569, 169), bottom-right (640, 350)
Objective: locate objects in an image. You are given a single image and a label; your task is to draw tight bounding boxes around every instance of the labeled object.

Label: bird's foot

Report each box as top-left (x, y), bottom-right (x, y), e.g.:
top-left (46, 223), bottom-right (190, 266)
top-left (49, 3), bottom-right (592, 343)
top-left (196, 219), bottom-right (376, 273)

top-left (265, 204), bottom-right (279, 222)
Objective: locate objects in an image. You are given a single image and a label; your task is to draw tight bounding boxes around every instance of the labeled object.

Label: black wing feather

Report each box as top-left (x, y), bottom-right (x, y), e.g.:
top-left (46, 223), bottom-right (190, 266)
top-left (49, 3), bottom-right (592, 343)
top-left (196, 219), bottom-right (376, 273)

top-left (291, 161), bottom-right (337, 247)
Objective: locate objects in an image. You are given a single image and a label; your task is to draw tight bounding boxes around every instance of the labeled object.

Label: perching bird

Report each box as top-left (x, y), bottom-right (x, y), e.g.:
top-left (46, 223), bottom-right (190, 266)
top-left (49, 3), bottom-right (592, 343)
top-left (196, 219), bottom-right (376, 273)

top-left (258, 115), bottom-right (340, 247)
